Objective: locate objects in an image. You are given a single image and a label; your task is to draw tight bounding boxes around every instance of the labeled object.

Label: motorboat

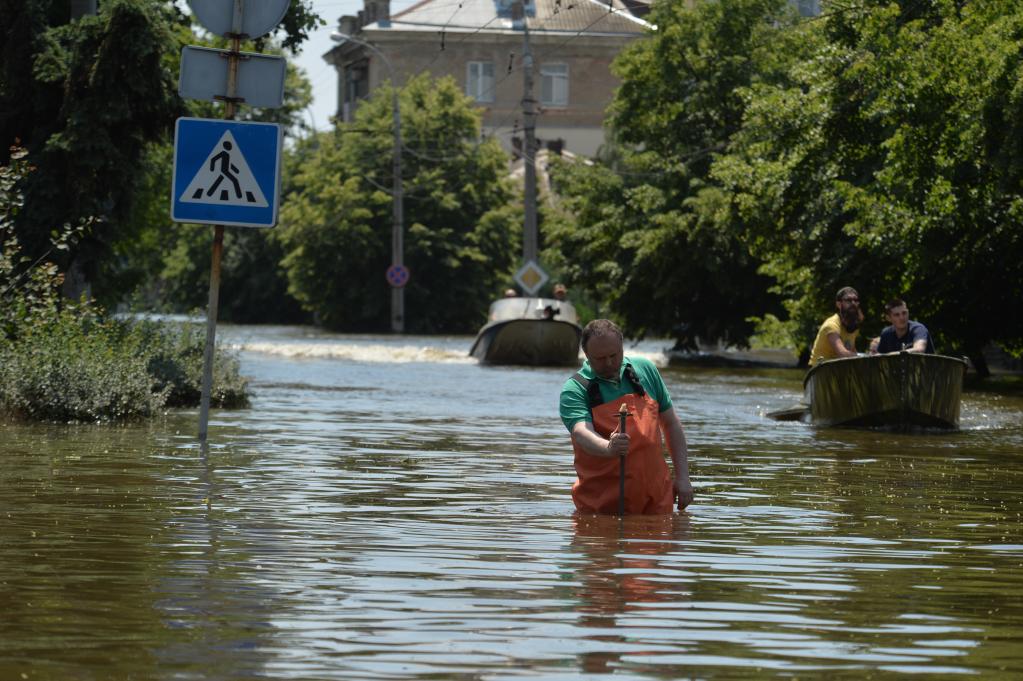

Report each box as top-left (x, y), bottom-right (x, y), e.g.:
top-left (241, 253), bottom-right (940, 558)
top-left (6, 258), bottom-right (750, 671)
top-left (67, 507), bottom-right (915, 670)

top-left (801, 352), bottom-right (967, 429)
top-left (469, 297), bottom-right (582, 366)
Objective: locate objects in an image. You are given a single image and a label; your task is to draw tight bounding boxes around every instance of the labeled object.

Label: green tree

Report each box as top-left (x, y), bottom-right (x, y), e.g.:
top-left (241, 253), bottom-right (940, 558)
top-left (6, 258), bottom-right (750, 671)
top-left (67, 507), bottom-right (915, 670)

top-left (0, 0), bottom-right (322, 311)
top-left (0, 0), bottom-right (183, 294)
top-left (716, 0), bottom-right (1023, 372)
top-left (543, 0), bottom-right (811, 349)
top-left (278, 73), bottom-right (518, 332)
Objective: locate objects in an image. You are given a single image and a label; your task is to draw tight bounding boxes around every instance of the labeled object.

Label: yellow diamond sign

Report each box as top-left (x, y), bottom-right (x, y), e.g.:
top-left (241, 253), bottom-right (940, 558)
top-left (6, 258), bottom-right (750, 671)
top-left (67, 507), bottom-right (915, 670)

top-left (514, 260), bottom-right (548, 295)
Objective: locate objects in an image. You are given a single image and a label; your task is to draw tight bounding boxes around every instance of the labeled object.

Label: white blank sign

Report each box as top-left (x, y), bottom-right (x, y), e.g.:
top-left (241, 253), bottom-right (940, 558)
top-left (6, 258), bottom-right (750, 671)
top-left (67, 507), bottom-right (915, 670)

top-left (179, 46), bottom-right (286, 109)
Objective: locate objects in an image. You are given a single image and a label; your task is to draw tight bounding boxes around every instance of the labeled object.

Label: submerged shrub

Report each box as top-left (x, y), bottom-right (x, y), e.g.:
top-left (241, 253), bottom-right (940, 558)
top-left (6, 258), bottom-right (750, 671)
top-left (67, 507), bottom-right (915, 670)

top-left (0, 310), bottom-right (162, 421)
top-left (0, 313), bottom-right (249, 422)
top-left (130, 318), bottom-right (249, 409)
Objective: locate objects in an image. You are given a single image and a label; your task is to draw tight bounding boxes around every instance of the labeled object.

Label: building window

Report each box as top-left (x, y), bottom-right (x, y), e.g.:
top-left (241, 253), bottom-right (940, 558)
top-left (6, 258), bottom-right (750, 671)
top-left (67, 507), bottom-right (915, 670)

top-left (342, 61), bottom-right (369, 122)
top-left (466, 61), bottom-right (495, 103)
top-left (540, 63), bottom-right (568, 107)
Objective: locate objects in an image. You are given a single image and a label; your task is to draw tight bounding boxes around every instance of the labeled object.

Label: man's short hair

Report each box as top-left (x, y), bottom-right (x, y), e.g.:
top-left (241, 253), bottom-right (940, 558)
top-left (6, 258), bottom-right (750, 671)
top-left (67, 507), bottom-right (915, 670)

top-left (885, 298), bottom-right (907, 313)
top-left (836, 286), bottom-right (858, 301)
top-left (581, 319), bottom-right (623, 352)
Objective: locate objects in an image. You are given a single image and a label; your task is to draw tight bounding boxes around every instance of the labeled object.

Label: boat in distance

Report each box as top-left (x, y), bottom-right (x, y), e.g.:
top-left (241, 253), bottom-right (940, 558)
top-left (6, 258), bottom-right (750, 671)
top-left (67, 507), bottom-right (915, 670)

top-left (469, 297), bottom-right (582, 366)
top-left (802, 352), bottom-right (968, 429)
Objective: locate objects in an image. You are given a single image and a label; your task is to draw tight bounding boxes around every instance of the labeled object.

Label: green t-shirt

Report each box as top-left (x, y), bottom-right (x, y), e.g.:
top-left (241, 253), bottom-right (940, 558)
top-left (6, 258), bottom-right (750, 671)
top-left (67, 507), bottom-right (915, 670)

top-left (559, 355), bottom-right (673, 432)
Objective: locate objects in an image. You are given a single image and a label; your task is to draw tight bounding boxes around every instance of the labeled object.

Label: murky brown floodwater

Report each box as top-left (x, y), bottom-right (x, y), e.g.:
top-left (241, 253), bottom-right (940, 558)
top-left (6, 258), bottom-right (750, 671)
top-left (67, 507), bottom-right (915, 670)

top-left (2, 325), bottom-right (1022, 679)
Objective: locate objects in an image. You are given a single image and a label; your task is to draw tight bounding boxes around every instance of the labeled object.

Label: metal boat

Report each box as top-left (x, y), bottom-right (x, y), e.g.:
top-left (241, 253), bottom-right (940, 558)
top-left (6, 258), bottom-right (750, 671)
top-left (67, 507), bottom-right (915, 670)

top-left (469, 297), bottom-right (582, 366)
top-left (803, 352), bottom-right (967, 429)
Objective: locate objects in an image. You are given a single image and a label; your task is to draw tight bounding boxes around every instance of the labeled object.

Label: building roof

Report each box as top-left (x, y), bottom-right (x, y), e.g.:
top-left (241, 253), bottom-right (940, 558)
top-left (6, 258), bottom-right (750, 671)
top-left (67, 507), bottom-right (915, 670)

top-left (377, 0), bottom-right (652, 36)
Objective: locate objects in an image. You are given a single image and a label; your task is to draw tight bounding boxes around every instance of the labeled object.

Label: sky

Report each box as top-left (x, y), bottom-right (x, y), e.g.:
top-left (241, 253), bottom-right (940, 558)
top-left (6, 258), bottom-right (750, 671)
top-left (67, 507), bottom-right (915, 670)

top-left (290, 0), bottom-right (419, 131)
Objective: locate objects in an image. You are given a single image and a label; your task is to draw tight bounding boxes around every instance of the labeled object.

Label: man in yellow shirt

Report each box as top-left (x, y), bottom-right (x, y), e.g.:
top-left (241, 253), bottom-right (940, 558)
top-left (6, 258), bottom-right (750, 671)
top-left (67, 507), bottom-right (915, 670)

top-left (809, 286), bottom-right (863, 365)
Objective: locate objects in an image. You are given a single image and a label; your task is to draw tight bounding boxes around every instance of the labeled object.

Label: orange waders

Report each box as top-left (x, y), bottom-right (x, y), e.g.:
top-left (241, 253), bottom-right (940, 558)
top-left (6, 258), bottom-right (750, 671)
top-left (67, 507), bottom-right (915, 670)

top-left (571, 379), bottom-right (674, 515)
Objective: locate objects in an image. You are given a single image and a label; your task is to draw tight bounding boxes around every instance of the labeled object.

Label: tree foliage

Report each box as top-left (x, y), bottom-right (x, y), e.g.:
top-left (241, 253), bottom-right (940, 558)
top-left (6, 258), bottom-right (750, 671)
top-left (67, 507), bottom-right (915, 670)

top-left (0, 0), bottom-right (183, 284)
top-left (715, 0), bottom-right (1023, 372)
top-left (544, 0), bottom-right (1023, 373)
top-left (1, 146), bottom-right (90, 339)
top-left (0, 0), bottom-right (322, 312)
top-left (278, 74), bottom-right (518, 333)
top-left (543, 0), bottom-right (809, 349)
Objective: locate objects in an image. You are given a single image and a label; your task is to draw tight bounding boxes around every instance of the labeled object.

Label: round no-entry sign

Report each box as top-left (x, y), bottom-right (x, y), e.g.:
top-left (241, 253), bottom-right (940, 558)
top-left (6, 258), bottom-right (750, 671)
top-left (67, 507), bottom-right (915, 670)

top-left (187, 0), bottom-right (291, 40)
top-left (385, 264), bottom-right (410, 288)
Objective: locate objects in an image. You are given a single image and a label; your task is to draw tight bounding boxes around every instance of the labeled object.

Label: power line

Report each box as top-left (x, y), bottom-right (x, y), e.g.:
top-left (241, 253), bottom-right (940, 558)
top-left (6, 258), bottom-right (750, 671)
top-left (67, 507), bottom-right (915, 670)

top-left (484, 1), bottom-right (644, 135)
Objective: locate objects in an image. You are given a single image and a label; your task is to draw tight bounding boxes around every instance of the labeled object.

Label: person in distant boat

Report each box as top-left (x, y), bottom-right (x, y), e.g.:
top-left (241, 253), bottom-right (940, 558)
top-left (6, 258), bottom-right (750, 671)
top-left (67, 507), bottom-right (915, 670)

top-left (559, 319), bottom-right (694, 514)
top-left (809, 286), bottom-right (864, 365)
top-left (544, 284), bottom-right (568, 320)
top-left (869, 298), bottom-right (935, 354)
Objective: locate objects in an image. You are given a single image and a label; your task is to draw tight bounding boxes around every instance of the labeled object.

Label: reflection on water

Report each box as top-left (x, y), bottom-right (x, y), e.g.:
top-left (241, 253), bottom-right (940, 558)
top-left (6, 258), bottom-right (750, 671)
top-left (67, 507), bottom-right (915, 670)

top-left (2, 325), bottom-right (1022, 679)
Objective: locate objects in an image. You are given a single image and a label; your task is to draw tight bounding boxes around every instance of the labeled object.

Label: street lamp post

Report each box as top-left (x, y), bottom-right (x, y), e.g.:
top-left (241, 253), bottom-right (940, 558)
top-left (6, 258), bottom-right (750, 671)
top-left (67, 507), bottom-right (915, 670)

top-left (330, 31), bottom-right (405, 333)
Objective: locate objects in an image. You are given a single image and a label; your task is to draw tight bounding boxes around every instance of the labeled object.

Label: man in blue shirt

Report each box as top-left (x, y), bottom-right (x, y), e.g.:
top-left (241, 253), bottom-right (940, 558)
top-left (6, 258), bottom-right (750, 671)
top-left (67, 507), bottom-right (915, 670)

top-left (870, 298), bottom-right (935, 354)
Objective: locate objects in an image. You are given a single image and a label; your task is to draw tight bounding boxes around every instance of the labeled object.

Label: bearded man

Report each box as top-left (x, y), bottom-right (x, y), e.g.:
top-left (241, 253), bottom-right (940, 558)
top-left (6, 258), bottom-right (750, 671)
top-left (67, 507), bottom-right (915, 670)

top-left (809, 286), bottom-right (864, 365)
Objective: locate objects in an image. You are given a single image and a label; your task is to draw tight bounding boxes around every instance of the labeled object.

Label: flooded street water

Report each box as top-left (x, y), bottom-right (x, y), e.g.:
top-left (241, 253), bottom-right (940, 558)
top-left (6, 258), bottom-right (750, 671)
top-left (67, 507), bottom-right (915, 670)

top-left (2, 324), bottom-right (1023, 679)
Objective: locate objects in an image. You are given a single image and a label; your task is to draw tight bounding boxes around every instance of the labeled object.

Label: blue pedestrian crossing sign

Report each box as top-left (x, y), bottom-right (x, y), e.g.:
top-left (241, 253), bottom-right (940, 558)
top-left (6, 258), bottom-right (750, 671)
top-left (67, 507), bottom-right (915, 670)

top-left (171, 117), bottom-right (282, 228)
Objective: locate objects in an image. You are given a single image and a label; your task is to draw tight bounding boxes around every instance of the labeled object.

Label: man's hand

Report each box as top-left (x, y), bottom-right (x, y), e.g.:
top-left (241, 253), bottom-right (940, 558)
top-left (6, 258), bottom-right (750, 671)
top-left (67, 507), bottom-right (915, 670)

top-left (607, 430), bottom-right (630, 457)
top-left (869, 337), bottom-right (880, 354)
top-left (675, 477), bottom-right (694, 510)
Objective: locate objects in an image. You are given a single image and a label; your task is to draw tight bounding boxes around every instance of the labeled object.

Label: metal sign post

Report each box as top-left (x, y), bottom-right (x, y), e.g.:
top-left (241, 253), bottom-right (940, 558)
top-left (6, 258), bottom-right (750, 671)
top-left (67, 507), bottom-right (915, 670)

top-left (178, 0), bottom-right (290, 443)
top-left (197, 22), bottom-right (241, 444)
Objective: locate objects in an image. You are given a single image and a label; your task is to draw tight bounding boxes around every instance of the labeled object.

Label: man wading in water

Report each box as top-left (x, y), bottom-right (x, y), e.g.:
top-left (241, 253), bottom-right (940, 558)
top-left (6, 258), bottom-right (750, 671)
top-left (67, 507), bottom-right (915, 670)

top-left (558, 319), bottom-right (694, 514)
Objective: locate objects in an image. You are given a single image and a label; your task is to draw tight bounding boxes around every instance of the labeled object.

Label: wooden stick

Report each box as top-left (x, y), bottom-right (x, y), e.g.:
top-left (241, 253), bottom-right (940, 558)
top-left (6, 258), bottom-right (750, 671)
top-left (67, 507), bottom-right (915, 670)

top-left (618, 403), bottom-right (628, 517)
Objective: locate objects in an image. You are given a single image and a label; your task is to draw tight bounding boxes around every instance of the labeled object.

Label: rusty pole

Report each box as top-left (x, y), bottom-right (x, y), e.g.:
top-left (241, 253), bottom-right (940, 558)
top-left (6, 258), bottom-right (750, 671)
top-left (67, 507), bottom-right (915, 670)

top-left (618, 403), bottom-right (628, 516)
top-left (199, 1), bottom-right (245, 442)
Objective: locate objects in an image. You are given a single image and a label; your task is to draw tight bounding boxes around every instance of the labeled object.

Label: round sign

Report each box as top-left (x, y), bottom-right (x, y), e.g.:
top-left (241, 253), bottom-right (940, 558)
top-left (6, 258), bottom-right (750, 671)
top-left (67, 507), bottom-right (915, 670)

top-left (385, 264), bottom-right (410, 288)
top-left (188, 0), bottom-right (291, 40)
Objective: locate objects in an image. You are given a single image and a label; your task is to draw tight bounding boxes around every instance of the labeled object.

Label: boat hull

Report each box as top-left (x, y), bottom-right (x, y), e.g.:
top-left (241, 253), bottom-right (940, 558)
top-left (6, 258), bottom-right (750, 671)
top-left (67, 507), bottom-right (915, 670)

top-left (469, 318), bottom-right (581, 366)
top-left (803, 353), bottom-right (967, 429)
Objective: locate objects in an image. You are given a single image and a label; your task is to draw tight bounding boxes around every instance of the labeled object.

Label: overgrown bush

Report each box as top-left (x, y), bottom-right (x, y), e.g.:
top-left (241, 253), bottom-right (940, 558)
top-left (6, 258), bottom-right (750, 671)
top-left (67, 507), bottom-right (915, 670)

top-left (0, 308), bottom-right (162, 421)
top-left (131, 318), bottom-right (248, 409)
top-left (0, 314), bottom-right (249, 422)
top-left (1, 146), bottom-right (248, 422)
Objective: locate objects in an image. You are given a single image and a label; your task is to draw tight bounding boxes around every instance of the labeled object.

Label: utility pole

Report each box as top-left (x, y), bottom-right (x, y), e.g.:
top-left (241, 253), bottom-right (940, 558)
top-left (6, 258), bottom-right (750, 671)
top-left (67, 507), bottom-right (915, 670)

top-left (390, 64), bottom-right (405, 333)
top-left (515, 0), bottom-right (539, 265)
top-left (330, 31), bottom-right (405, 332)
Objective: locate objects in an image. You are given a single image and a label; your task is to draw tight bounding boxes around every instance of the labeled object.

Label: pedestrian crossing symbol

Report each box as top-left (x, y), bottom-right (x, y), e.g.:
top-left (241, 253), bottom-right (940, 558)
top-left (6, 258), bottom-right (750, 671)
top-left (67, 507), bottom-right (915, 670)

top-left (181, 131), bottom-right (268, 207)
top-left (172, 117), bottom-right (282, 228)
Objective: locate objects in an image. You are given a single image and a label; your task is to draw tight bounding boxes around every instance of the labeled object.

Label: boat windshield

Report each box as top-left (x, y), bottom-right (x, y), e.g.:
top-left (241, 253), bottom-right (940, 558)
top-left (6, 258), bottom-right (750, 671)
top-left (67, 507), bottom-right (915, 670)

top-left (488, 297), bottom-right (579, 324)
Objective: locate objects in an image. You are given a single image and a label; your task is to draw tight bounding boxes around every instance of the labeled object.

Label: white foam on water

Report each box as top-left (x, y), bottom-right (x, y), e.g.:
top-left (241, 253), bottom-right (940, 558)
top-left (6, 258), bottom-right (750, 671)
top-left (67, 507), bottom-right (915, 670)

top-left (231, 335), bottom-right (671, 368)
top-left (625, 348), bottom-right (671, 368)
top-left (233, 341), bottom-right (475, 364)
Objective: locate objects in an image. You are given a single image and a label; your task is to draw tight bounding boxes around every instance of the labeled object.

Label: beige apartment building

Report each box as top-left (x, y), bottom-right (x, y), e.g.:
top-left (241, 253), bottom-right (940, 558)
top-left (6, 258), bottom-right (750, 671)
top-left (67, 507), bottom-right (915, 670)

top-left (323, 0), bottom-right (653, 158)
